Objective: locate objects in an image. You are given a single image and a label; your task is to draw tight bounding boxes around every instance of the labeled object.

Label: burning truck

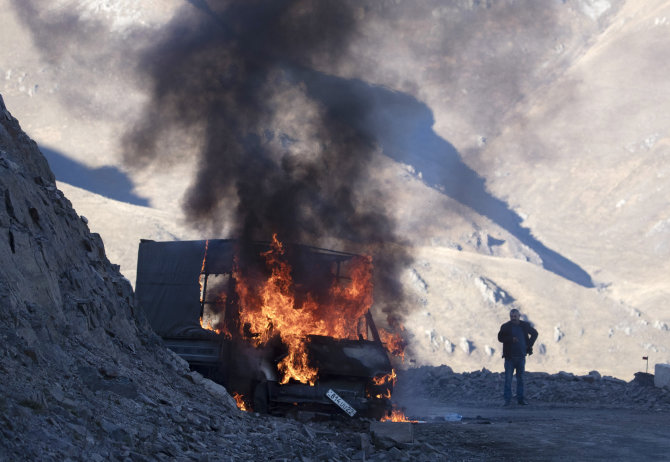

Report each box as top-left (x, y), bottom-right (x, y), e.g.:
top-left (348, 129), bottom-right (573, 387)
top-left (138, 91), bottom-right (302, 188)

top-left (135, 236), bottom-right (399, 418)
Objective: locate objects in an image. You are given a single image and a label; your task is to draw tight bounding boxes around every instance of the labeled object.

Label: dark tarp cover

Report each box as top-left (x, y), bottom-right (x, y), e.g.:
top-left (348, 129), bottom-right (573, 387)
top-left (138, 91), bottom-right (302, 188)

top-left (135, 239), bottom-right (357, 338)
top-left (135, 239), bottom-right (235, 338)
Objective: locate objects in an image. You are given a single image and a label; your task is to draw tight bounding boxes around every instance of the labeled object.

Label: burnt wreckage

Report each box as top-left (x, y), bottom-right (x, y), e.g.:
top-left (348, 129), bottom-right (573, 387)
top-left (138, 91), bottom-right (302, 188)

top-left (135, 239), bottom-right (394, 418)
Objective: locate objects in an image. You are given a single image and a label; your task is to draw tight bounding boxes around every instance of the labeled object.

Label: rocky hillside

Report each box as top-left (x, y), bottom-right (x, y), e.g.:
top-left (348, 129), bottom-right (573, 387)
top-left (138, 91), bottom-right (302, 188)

top-left (394, 366), bottom-right (670, 414)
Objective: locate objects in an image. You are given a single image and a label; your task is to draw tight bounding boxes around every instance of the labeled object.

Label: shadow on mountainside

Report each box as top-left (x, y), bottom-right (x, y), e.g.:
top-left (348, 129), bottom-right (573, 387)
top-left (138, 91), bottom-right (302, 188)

top-left (40, 146), bottom-right (150, 207)
top-left (298, 70), bottom-right (594, 288)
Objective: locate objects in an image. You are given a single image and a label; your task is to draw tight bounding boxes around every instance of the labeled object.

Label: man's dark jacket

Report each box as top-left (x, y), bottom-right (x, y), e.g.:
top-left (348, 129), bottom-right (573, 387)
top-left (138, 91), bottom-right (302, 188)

top-left (497, 320), bottom-right (538, 358)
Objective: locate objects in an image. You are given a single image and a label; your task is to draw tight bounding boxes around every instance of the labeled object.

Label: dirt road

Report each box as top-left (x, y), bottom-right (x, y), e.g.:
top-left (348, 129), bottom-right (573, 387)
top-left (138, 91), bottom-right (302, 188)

top-left (401, 402), bottom-right (670, 461)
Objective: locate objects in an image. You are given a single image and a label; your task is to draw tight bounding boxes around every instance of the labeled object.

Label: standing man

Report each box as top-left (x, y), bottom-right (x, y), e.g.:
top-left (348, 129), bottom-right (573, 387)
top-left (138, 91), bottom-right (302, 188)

top-left (498, 308), bottom-right (538, 406)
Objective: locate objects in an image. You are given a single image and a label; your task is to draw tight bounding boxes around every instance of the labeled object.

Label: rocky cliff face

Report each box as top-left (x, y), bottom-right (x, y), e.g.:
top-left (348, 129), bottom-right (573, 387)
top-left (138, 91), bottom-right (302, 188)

top-left (0, 92), bottom-right (141, 361)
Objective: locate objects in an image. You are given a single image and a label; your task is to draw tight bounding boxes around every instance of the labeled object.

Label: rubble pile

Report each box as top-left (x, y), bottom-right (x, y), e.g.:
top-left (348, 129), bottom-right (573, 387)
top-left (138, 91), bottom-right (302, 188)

top-left (0, 335), bottom-right (369, 461)
top-left (395, 366), bottom-right (670, 411)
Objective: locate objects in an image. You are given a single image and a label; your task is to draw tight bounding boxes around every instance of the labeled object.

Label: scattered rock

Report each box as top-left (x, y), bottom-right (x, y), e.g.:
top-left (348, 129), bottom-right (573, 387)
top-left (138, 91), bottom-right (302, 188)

top-left (393, 366), bottom-right (670, 411)
top-left (370, 421), bottom-right (414, 447)
top-left (554, 325), bottom-right (565, 342)
top-left (459, 337), bottom-right (474, 354)
top-left (408, 268), bottom-right (428, 293)
top-left (475, 277), bottom-right (515, 305)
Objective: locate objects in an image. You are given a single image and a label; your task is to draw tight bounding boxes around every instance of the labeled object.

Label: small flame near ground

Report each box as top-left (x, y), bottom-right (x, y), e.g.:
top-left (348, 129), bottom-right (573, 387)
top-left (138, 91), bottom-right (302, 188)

top-left (232, 392), bottom-right (249, 411)
top-left (381, 407), bottom-right (418, 423)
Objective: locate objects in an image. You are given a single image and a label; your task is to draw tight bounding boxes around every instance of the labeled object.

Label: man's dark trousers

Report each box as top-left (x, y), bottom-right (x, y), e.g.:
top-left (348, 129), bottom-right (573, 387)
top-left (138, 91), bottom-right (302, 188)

top-left (504, 356), bottom-right (525, 403)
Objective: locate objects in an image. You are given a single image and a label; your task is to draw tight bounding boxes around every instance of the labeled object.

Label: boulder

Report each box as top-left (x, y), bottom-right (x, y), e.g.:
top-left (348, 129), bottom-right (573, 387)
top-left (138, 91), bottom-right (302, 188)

top-left (370, 421), bottom-right (414, 446)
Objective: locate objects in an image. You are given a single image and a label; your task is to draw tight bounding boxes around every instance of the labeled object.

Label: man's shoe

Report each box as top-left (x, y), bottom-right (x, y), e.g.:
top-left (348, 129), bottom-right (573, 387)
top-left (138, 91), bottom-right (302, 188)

top-left (517, 399), bottom-right (529, 405)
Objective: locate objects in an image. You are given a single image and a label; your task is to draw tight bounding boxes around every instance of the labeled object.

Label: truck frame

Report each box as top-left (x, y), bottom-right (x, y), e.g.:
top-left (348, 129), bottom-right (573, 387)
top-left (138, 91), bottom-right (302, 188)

top-left (135, 239), bottom-right (393, 418)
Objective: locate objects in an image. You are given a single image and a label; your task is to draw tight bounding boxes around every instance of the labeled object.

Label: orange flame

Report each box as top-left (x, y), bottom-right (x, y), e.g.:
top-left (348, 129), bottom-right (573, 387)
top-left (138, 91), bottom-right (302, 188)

top-left (381, 407), bottom-right (417, 423)
top-left (199, 316), bottom-right (221, 335)
top-left (380, 409), bottom-right (418, 423)
top-left (372, 369), bottom-right (397, 387)
top-left (234, 234), bottom-right (374, 385)
top-left (373, 389), bottom-right (392, 400)
top-left (378, 329), bottom-right (406, 361)
top-left (232, 392), bottom-right (249, 411)
top-left (368, 369), bottom-right (395, 399)
top-left (201, 240), bottom-right (209, 273)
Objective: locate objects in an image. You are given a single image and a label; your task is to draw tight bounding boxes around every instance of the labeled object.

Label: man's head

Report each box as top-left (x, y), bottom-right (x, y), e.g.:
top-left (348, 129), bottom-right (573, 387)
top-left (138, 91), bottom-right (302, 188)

top-left (509, 309), bottom-right (521, 324)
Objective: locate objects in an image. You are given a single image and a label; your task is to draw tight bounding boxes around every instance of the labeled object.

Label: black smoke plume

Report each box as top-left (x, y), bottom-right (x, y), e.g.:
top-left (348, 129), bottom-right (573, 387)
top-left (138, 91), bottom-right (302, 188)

top-left (123, 0), bottom-right (413, 310)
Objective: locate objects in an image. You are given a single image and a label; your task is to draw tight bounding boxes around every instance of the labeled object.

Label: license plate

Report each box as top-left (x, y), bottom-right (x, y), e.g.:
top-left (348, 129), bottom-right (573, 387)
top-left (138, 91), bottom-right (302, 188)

top-left (326, 389), bottom-right (357, 417)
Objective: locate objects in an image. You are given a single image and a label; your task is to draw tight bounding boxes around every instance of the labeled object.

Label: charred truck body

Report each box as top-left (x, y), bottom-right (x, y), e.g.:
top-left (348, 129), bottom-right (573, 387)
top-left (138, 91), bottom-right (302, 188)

top-left (135, 239), bottom-right (394, 418)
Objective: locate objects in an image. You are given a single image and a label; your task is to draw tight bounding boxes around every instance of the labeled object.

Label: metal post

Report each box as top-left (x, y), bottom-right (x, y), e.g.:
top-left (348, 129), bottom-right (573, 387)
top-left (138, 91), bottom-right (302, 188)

top-left (200, 273), bottom-right (208, 318)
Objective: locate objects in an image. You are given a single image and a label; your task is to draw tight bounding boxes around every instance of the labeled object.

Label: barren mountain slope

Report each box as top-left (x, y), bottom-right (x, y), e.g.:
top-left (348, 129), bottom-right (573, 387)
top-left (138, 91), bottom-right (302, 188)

top-left (476, 0), bottom-right (670, 320)
top-left (410, 0), bottom-right (670, 378)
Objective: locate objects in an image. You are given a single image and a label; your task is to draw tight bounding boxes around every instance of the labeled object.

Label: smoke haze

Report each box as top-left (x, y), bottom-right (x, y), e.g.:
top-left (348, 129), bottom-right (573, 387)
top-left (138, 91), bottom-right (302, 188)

top-left (121, 0), bottom-right (414, 311)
